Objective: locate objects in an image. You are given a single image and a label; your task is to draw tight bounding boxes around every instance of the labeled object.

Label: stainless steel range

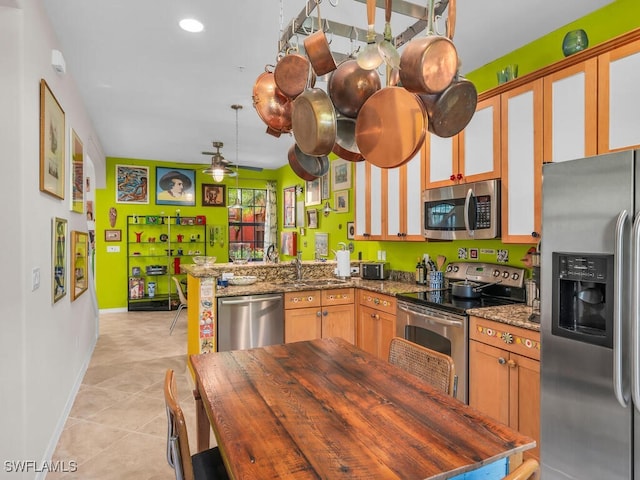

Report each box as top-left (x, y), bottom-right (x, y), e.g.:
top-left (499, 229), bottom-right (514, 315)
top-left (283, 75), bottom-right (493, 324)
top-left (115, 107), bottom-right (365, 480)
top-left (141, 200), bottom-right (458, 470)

top-left (396, 262), bottom-right (526, 403)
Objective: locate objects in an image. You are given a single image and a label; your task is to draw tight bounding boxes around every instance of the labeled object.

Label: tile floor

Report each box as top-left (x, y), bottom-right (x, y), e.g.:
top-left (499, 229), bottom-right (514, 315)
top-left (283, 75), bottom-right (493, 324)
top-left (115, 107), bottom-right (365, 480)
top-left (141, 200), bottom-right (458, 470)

top-left (48, 310), bottom-right (201, 479)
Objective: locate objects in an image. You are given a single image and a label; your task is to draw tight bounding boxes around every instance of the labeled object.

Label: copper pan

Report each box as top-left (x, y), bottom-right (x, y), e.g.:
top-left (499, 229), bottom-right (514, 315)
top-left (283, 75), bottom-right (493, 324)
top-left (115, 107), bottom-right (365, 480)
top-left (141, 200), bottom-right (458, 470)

top-left (399, 0), bottom-right (458, 95)
top-left (274, 50), bottom-right (316, 99)
top-left (252, 66), bottom-right (292, 134)
top-left (332, 115), bottom-right (364, 162)
top-left (303, 3), bottom-right (336, 76)
top-left (328, 58), bottom-right (381, 118)
top-left (355, 86), bottom-right (426, 168)
top-left (287, 144), bottom-right (329, 181)
top-left (292, 66), bottom-right (336, 156)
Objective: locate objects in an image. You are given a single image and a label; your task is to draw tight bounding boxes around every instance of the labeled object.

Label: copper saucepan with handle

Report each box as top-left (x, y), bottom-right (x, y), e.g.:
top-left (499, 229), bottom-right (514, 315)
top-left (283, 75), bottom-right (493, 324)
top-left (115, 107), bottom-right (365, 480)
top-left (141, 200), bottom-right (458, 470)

top-left (252, 65), bottom-right (292, 134)
top-left (303, 2), bottom-right (336, 76)
top-left (399, 0), bottom-right (458, 95)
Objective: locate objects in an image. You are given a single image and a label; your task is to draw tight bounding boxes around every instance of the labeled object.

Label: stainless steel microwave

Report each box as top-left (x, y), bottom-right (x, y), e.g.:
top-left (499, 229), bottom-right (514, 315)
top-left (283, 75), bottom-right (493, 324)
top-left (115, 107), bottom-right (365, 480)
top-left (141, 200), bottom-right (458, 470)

top-left (422, 179), bottom-right (500, 240)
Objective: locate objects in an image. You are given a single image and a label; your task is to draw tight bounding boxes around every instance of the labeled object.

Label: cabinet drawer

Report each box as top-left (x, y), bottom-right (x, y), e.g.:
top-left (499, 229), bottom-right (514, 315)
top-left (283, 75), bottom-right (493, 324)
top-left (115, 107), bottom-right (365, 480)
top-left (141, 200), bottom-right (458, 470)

top-left (322, 288), bottom-right (355, 306)
top-left (469, 316), bottom-right (540, 361)
top-left (285, 291), bottom-right (321, 309)
top-left (358, 290), bottom-right (396, 315)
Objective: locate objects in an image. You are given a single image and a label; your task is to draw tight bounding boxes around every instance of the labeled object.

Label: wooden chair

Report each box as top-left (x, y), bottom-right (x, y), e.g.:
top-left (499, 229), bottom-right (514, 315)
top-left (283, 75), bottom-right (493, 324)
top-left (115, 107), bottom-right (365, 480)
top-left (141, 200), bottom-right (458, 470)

top-left (170, 276), bottom-right (188, 335)
top-left (503, 459), bottom-right (540, 480)
top-left (388, 337), bottom-right (456, 397)
top-left (164, 369), bottom-right (229, 480)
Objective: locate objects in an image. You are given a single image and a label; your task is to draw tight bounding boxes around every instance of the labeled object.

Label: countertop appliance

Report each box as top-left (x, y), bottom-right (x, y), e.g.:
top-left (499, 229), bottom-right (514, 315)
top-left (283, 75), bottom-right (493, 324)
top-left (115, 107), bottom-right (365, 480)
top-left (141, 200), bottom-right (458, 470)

top-left (541, 151), bottom-right (640, 480)
top-left (423, 179), bottom-right (500, 240)
top-left (361, 261), bottom-right (390, 280)
top-left (217, 293), bottom-right (284, 351)
top-left (396, 262), bottom-right (525, 403)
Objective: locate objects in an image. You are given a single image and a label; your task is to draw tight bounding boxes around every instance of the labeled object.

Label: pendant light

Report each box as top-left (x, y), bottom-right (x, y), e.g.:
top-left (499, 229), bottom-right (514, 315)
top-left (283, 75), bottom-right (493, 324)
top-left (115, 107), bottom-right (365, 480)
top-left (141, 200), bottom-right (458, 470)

top-left (228, 104), bottom-right (243, 209)
top-left (202, 141), bottom-right (236, 182)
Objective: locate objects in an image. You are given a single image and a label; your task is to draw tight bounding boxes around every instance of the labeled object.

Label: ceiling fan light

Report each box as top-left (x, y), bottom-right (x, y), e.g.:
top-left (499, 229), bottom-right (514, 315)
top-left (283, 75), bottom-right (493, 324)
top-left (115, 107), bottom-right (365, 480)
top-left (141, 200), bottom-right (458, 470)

top-left (212, 169), bottom-right (225, 182)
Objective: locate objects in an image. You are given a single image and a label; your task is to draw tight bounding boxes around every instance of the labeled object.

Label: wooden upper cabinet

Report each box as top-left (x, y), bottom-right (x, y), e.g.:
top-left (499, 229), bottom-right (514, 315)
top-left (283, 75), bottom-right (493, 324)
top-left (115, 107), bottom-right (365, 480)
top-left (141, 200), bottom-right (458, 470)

top-left (385, 148), bottom-right (425, 240)
top-left (354, 161), bottom-right (383, 240)
top-left (500, 80), bottom-right (543, 243)
top-left (598, 38), bottom-right (640, 153)
top-left (425, 96), bottom-right (501, 189)
top-left (543, 58), bottom-right (598, 163)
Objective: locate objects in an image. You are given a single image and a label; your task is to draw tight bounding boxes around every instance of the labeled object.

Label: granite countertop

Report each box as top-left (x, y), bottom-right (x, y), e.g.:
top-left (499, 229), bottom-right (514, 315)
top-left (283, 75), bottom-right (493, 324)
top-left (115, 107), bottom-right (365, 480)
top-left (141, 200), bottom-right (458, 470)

top-left (466, 304), bottom-right (540, 332)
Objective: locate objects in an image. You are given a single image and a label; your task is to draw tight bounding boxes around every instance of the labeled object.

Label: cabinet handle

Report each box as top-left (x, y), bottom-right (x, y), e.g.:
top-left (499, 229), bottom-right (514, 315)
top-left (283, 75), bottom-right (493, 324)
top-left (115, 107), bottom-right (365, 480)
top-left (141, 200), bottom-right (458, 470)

top-left (370, 313), bottom-right (379, 319)
top-left (507, 359), bottom-right (517, 368)
top-left (498, 357), bottom-right (507, 365)
top-left (456, 173), bottom-right (463, 180)
top-left (316, 310), bottom-right (322, 317)
top-left (322, 310), bottom-right (328, 317)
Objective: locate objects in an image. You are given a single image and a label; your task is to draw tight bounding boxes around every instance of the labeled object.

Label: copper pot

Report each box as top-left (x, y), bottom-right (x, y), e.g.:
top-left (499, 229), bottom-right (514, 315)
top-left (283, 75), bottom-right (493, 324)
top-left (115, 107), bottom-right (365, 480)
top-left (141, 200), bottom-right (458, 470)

top-left (399, 0), bottom-right (458, 95)
top-left (332, 115), bottom-right (364, 162)
top-left (274, 51), bottom-right (316, 100)
top-left (292, 87), bottom-right (336, 156)
top-left (328, 59), bottom-right (381, 119)
top-left (304, 29), bottom-right (337, 76)
top-left (287, 144), bottom-right (330, 181)
top-left (252, 67), bottom-right (293, 134)
top-left (419, 76), bottom-right (477, 138)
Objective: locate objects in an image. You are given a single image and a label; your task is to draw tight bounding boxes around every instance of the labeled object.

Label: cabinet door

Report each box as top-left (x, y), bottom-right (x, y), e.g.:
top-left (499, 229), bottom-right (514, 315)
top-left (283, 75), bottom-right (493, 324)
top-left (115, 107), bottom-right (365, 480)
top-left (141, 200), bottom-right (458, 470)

top-left (356, 304), bottom-right (396, 360)
top-left (385, 148), bottom-right (424, 240)
top-left (322, 304), bottom-right (355, 344)
top-left (468, 340), bottom-right (510, 425)
top-left (598, 38), bottom-right (640, 153)
top-left (425, 133), bottom-right (456, 188)
top-left (459, 96), bottom-right (501, 183)
top-left (543, 58), bottom-right (598, 163)
top-left (354, 162), bottom-right (383, 240)
top-left (510, 353), bottom-right (540, 461)
top-left (285, 307), bottom-right (321, 343)
top-left (501, 80), bottom-right (543, 243)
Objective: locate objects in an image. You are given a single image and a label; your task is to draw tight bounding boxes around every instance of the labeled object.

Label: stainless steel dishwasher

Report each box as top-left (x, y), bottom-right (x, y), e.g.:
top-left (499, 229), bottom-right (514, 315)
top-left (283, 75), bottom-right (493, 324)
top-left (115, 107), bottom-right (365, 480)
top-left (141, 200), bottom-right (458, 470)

top-left (217, 293), bottom-right (284, 351)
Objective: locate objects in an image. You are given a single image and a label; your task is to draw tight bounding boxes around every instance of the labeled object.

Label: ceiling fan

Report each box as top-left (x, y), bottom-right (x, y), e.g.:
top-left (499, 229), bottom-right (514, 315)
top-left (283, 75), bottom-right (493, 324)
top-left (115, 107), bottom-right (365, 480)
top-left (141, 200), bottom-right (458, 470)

top-left (201, 140), bottom-right (262, 182)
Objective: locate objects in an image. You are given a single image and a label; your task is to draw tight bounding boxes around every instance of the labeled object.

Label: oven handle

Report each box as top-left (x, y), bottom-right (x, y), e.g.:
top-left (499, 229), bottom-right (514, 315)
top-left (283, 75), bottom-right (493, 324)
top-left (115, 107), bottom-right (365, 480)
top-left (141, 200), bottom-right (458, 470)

top-left (397, 304), bottom-right (464, 328)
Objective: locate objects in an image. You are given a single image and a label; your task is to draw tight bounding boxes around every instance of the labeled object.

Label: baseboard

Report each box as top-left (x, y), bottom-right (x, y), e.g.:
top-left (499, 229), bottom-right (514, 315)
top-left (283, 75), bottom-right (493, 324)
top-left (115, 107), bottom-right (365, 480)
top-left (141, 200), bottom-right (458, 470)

top-left (98, 307), bottom-right (128, 314)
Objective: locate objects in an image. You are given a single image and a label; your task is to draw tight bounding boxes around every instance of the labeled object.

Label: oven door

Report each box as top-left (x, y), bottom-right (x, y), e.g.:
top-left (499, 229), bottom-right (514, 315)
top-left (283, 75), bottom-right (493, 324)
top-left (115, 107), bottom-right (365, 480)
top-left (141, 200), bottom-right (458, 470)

top-left (397, 300), bottom-right (468, 403)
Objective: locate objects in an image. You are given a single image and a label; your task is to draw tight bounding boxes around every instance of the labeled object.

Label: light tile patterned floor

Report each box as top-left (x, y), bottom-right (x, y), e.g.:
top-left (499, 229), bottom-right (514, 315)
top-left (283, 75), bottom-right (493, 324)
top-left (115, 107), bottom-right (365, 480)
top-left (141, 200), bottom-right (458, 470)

top-left (48, 310), bottom-right (200, 479)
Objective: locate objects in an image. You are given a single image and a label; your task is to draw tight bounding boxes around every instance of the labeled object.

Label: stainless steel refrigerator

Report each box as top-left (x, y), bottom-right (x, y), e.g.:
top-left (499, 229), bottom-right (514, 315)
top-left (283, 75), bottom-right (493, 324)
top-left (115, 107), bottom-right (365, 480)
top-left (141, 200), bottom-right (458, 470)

top-left (541, 151), bottom-right (640, 479)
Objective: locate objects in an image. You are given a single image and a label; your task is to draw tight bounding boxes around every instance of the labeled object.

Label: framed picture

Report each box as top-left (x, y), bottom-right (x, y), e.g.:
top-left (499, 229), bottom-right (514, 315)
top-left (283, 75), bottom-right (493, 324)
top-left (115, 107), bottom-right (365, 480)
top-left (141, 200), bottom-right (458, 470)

top-left (307, 209), bottom-right (318, 229)
top-left (331, 159), bottom-right (352, 191)
top-left (70, 231), bottom-right (89, 301)
top-left (315, 232), bottom-right (329, 257)
top-left (347, 221), bottom-right (355, 240)
top-left (70, 129), bottom-right (83, 213)
top-left (40, 79), bottom-right (65, 199)
top-left (280, 231), bottom-right (297, 256)
top-left (283, 186), bottom-right (297, 228)
top-left (156, 167), bottom-right (196, 206)
top-left (334, 190), bottom-right (349, 213)
top-left (104, 229), bottom-right (122, 242)
top-left (321, 172), bottom-right (330, 200)
top-left (116, 165), bottom-right (149, 204)
top-left (202, 183), bottom-right (226, 207)
top-left (52, 217), bottom-right (68, 303)
top-left (296, 200), bottom-right (305, 227)
top-left (305, 177), bottom-right (321, 206)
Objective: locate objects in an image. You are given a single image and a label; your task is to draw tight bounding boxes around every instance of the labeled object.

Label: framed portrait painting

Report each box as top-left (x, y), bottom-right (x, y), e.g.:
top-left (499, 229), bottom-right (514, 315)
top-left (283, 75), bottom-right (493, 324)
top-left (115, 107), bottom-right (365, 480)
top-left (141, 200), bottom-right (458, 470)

top-left (156, 167), bottom-right (196, 206)
top-left (40, 79), bottom-right (65, 199)
top-left (52, 217), bottom-right (68, 303)
top-left (202, 184), bottom-right (226, 207)
top-left (116, 165), bottom-right (149, 204)
top-left (70, 129), bottom-right (84, 213)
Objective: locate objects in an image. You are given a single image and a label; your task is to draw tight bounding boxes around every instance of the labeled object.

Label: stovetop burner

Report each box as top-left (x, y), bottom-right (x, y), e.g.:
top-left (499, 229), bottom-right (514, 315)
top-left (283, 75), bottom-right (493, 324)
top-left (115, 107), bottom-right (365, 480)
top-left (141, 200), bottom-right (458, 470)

top-left (396, 289), bottom-right (524, 315)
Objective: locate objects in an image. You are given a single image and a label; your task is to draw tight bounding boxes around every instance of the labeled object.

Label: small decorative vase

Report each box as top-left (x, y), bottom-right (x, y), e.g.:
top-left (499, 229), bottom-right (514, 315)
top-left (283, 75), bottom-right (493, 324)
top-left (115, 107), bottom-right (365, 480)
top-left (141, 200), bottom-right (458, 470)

top-left (562, 29), bottom-right (589, 57)
top-left (135, 231), bottom-right (143, 243)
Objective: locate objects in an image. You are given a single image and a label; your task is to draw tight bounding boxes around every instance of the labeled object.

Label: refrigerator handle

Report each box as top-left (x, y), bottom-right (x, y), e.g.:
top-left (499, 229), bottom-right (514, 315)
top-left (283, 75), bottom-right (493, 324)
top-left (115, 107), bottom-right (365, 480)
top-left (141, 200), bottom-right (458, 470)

top-left (463, 187), bottom-right (474, 237)
top-left (632, 211), bottom-right (640, 411)
top-left (614, 209), bottom-right (630, 408)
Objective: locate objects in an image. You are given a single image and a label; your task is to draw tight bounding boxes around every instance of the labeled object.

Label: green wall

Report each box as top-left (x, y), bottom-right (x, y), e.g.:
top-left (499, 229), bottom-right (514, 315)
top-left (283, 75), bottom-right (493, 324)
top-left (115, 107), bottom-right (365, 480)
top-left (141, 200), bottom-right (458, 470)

top-left (96, 1), bottom-right (638, 309)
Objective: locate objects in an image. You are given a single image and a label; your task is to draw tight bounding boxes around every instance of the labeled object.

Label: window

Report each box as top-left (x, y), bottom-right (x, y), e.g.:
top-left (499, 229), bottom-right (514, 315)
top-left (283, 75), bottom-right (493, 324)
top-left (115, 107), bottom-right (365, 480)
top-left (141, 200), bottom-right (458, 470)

top-left (228, 187), bottom-right (266, 261)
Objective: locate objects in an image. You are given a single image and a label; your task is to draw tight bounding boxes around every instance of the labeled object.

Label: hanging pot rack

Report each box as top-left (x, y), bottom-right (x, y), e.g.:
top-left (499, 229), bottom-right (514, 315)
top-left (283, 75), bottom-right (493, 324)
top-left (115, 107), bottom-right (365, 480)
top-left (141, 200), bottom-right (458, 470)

top-left (278, 0), bottom-right (450, 57)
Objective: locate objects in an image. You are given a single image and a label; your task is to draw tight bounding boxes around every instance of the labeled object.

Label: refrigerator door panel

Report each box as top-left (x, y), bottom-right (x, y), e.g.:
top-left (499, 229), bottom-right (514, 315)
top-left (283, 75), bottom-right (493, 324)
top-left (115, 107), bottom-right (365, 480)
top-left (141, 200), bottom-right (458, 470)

top-left (541, 152), bottom-right (635, 480)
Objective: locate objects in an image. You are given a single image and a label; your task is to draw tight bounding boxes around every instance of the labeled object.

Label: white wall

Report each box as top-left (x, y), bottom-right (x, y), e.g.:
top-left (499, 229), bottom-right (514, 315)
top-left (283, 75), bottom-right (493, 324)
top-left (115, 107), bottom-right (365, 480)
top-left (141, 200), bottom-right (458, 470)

top-left (0, 1), bottom-right (105, 477)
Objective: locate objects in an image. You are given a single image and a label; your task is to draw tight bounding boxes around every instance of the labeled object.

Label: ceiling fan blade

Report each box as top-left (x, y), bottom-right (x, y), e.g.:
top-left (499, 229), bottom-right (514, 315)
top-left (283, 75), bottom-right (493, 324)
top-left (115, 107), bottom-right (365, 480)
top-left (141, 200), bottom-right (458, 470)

top-left (230, 164), bottom-right (263, 172)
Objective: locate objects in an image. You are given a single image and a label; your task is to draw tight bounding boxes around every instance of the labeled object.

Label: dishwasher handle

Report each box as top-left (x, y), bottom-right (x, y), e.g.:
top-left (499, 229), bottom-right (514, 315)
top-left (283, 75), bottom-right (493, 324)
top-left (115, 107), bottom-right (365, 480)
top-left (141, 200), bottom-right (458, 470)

top-left (397, 304), bottom-right (464, 328)
top-left (219, 295), bottom-right (283, 305)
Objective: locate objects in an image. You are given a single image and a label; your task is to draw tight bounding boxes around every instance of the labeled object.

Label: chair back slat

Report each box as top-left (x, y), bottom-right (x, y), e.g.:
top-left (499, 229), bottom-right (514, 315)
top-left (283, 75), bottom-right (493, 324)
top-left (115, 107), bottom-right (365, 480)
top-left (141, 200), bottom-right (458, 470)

top-left (164, 369), bottom-right (195, 480)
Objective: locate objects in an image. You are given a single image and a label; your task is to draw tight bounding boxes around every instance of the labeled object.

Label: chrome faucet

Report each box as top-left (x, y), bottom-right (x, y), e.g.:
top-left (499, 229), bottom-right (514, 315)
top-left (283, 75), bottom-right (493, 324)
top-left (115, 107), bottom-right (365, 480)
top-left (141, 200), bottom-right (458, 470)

top-left (293, 252), bottom-right (303, 281)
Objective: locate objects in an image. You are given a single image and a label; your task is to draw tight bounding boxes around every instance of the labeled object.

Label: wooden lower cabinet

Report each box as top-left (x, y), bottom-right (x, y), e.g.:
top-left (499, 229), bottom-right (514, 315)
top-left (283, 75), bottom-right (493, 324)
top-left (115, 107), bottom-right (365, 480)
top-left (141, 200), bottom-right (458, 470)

top-left (469, 316), bottom-right (540, 461)
top-left (284, 288), bottom-right (355, 344)
top-left (356, 290), bottom-right (396, 360)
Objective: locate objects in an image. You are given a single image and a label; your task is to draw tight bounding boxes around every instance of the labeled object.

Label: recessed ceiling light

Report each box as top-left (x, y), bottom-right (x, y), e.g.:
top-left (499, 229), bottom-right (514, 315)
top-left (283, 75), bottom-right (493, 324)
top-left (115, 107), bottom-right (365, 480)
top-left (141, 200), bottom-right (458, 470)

top-left (179, 18), bottom-right (204, 33)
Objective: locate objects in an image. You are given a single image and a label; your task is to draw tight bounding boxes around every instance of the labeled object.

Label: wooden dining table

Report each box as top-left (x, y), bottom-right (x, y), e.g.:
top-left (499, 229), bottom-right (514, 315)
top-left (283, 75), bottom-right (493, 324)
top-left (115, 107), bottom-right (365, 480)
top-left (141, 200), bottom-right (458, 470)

top-left (190, 337), bottom-right (535, 479)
